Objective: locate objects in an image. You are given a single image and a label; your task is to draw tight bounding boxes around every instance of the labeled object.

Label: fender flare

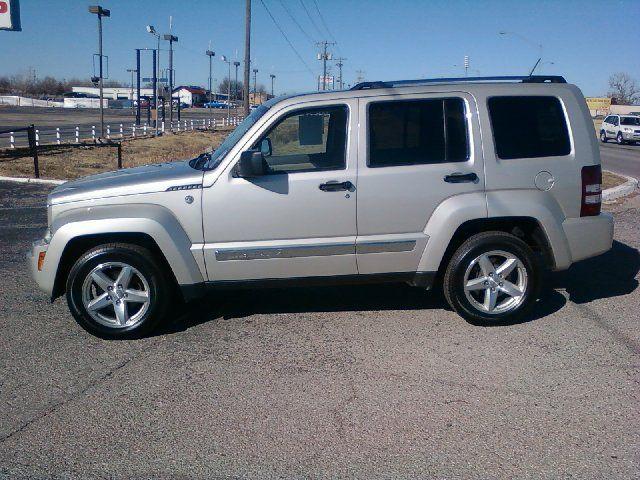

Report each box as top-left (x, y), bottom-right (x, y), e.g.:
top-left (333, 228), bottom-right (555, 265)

top-left (40, 204), bottom-right (204, 296)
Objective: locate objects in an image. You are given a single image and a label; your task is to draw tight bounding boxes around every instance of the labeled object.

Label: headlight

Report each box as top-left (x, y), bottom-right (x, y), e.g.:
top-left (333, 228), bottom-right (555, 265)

top-left (43, 229), bottom-right (52, 244)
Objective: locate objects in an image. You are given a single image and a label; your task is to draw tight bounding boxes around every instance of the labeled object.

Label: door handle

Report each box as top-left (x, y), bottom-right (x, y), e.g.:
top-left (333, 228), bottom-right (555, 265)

top-left (319, 181), bottom-right (354, 192)
top-left (443, 172), bottom-right (478, 184)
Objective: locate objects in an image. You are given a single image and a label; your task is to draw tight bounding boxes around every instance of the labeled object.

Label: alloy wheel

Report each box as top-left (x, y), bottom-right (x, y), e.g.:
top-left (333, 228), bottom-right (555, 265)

top-left (463, 250), bottom-right (528, 315)
top-left (81, 262), bottom-right (151, 328)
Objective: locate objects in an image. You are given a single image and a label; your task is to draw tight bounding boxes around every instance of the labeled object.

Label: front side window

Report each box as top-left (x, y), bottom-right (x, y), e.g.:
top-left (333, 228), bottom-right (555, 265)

top-left (488, 96), bottom-right (571, 159)
top-left (368, 98), bottom-right (469, 167)
top-left (254, 105), bottom-right (348, 173)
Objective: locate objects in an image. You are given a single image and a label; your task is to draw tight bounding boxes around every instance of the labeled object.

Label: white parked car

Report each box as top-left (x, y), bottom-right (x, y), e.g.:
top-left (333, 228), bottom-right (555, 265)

top-left (600, 114), bottom-right (640, 144)
top-left (29, 75), bottom-right (613, 338)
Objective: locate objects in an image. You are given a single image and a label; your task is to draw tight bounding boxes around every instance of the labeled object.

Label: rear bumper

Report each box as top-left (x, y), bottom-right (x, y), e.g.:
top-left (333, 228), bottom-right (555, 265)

top-left (562, 213), bottom-right (614, 264)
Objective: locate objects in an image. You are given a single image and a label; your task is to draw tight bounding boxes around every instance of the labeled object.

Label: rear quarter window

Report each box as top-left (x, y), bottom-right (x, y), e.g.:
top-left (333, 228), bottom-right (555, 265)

top-left (488, 96), bottom-right (571, 159)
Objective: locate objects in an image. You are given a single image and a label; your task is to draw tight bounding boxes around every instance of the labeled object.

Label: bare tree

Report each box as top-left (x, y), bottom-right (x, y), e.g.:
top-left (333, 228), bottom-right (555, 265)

top-left (608, 72), bottom-right (639, 105)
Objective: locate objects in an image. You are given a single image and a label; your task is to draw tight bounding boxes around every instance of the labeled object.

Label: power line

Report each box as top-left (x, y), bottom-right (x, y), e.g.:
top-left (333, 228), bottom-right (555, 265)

top-left (298, 0), bottom-right (323, 37)
top-left (259, 0), bottom-right (316, 78)
top-left (278, 0), bottom-right (315, 44)
top-left (311, 0), bottom-right (337, 44)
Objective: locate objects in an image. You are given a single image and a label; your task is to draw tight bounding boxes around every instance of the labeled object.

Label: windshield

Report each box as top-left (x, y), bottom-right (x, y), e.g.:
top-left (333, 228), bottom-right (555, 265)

top-left (201, 104), bottom-right (271, 170)
top-left (620, 116), bottom-right (640, 126)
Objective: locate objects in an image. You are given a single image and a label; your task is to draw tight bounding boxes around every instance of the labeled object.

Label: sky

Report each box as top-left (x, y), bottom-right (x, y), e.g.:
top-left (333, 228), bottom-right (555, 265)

top-left (0, 0), bottom-right (638, 97)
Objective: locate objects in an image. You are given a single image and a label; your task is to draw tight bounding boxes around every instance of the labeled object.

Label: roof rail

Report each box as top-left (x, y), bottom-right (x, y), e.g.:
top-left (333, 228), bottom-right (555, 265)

top-left (350, 75), bottom-right (567, 90)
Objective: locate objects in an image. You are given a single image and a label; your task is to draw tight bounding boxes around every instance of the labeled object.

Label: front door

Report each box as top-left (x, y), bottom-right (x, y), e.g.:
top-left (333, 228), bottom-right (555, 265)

top-left (201, 99), bottom-right (358, 282)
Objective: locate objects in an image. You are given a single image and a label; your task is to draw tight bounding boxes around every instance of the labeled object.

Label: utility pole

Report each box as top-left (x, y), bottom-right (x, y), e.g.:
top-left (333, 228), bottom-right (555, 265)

top-left (89, 6), bottom-right (110, 138)
top-left (206, 48), bottom-right (215, 105)
top-left (316, 41), bottom-right (335, 91)
top-left (270, 74), bottom-right (275, 96)
top-left (335, 57), bottom-right (346, 89)
top-left (233, 61), bottom-right (240, 104)
top-left (163, 33), bottom-right (178, 124)
top-left (146, 26), bottom-right (161, 134)
top-left (464, 55), bottom-right (469, 77)
top-left (243, 0), bottom-right (251, 116)
top-left (355, 69), bottom-right (365, 84)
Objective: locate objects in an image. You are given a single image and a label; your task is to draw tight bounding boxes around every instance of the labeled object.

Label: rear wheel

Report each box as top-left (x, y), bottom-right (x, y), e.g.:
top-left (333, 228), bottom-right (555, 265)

top-left (443, 232), bottom-right (541, 325)
top-left (66, 243), bottom-right (171, 339)
top-left (600, 130), bottom-right (607, 143)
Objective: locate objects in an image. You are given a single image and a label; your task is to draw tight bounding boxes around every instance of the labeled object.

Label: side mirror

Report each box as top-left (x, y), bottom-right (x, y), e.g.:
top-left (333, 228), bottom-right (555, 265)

top-left (260, 137), bottom-right (272, 157)
top-left (235, 150), bottom-right (268, 178)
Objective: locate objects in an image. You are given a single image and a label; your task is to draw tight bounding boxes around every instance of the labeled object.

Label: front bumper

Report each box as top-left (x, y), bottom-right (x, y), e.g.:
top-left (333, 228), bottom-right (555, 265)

top-left (27, 237), bottom-right (54, 296)
top-left (562, 213), bottom-right (614, 264)
top-left (622, 132), bottom-right (640, 141)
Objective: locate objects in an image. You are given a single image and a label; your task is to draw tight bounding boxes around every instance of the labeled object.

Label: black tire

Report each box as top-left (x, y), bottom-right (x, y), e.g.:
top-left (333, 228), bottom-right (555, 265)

top-left (66, 243), bottom-right (171, 339)
top-left (443, 231), bottom-right (541, 326)
top-left (600, 130), bottom-right (607, 143)
top-left (616, 132), bottom-right (625, 145)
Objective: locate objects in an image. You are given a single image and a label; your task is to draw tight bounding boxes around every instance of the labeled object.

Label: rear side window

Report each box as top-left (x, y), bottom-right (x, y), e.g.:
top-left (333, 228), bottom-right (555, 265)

top-left (368, 98), bottom-right (469, 167)
top-left (488, 96), bottom-right (571, 159)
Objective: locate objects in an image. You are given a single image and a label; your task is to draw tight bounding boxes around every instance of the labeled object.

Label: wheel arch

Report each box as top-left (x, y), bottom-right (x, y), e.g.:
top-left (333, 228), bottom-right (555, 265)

top-left (43, 209), bottom-right (205, 300)
top-left (433, 216), bottom-right (555, 281)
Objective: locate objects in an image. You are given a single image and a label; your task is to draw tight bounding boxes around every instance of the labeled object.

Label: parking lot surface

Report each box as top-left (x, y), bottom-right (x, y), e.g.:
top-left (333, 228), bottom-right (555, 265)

top-left (0, 181), bottom-right (639, 478)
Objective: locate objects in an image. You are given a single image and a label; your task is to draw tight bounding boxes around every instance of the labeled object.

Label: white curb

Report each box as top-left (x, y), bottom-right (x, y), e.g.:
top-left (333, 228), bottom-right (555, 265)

top-left (0, 175), bottom-right (66, 185)
top-left (602, 171), bottom-right (639, 202)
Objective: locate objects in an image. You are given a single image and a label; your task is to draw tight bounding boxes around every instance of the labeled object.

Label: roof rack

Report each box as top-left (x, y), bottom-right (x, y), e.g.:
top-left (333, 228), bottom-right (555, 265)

top-left (350, 75), bottom-right (567, 90)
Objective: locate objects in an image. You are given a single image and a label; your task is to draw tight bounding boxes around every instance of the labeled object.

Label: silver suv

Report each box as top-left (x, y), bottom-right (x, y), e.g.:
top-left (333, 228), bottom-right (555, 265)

top-left (28, 75), bottom-right (614, 338)
top-left (600, 114), bottom-right (640, 144)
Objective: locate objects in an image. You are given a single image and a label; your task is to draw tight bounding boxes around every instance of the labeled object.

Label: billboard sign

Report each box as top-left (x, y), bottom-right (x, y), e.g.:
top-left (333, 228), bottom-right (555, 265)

top-left (0, 0), bottom-right (21, 31)
top-left (586, 97), bottom-right (612, 112)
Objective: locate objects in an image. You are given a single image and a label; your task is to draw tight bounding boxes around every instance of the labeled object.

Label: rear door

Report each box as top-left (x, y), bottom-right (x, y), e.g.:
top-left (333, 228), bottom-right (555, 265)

top-left (355, 92), bottom-right (485, 274)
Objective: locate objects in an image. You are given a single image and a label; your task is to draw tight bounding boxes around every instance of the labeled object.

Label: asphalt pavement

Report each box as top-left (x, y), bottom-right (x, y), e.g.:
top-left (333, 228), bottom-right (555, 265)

top-left (0, 182), bottom-right (639, 479)
top-left (600, 142), bottom-right (640, 180)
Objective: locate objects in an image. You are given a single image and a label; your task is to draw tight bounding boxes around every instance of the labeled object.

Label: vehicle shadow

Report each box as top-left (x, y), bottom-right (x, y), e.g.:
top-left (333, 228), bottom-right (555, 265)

top-left (158, 240), bottom-right (638, 336)
top-left (549, 240), bottom-right (640, 304)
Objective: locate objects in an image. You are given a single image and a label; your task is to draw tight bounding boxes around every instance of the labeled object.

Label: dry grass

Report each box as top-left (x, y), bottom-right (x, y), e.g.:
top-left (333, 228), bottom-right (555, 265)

top-left (0, 129), bottom-right (231, 180)
top-left (602, 170), bottom-right (627, 190)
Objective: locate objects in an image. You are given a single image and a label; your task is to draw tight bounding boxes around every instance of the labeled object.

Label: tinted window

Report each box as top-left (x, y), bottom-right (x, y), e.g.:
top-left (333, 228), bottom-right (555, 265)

top-left (488, 96), bottom-right (571, 159)
top-left (368, 98), bottom-right (468, 167)
top-left (255, 105), bottom-right (348, 173)
top-left (603, 116), bottom-right (612, 124)
top-left (620, 117), bottom-right (640, 126)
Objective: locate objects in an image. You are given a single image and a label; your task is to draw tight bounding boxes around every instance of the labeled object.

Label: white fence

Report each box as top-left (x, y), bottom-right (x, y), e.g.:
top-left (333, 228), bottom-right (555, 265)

top-left (0, 96), bottom-right (64, 108)
top-left (0, 116), bottom-right (243, 149)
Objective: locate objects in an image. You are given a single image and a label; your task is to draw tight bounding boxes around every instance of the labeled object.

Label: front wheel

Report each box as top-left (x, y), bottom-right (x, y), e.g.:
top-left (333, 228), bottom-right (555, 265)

top-left (443, 232), bottom-right (541, 325)
top-left (66, 243), bottom-right (171, 339)
top-left (600, 130), bottom-right (607, 143)
top-left (617, 132), bottom-right (625, 145)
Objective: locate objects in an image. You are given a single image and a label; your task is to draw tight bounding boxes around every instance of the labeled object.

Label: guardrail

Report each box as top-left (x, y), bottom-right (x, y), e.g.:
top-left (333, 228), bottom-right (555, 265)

top-left (0, 116), bottom-right (243, 149)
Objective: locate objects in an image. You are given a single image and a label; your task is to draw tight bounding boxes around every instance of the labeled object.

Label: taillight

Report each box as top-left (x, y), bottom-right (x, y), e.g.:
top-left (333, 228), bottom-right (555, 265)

top-left (581, 165), bottom-right (602, 217)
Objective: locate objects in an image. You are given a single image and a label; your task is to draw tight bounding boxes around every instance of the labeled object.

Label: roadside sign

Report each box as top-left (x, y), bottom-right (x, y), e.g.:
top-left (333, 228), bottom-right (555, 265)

top-left (586, 97), bottom-right (612, 111)
top-left (0, 0), bottom-right (21, 31)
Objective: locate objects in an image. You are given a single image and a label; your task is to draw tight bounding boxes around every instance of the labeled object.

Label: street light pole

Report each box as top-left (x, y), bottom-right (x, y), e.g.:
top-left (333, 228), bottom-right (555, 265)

top-left (252, 68), bottom-right (258, 94)
top-left (163, 33), bottom-right (178, 125)
top-left (146, 26), bottom-right (161, 134)
top-left (233, 61), bottom-right (240, 105)
top-left (206, 49), bottom-right (215, 104)
top-left (221, 55), bottom-right (231, 123)
top-left (126, 68), bottom-right (137, 113)
top-left (270, 74), bottom-right (275, 96)
top-left (89, 6), bottom-right (110, 138)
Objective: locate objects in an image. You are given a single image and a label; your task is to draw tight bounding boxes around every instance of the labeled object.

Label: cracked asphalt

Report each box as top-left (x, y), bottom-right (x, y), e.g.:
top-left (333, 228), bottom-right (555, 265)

top-left (0, 181), bottom-right (638, 479)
